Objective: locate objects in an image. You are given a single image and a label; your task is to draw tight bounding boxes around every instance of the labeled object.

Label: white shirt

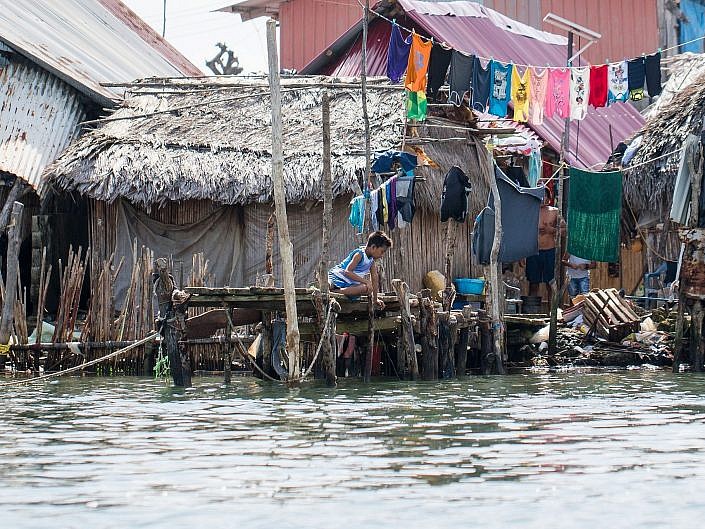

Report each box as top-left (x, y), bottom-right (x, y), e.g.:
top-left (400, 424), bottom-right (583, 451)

top-left (567, 255), bottom-right (591, 279)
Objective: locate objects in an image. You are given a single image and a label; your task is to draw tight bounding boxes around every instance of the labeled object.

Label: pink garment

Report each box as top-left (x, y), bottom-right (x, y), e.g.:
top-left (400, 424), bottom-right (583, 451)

top-left (545, 68), bottom-right (570, 120)
top-left (529, 67), bottom-right (548, 125)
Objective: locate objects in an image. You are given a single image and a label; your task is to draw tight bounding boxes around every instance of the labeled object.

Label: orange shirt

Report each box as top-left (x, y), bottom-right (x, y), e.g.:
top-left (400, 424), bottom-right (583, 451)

top-left (405, 33), bottom-right (432, 92)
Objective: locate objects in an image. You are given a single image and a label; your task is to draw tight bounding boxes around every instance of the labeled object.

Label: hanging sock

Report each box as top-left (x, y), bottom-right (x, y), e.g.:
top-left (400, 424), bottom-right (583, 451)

top-left (528, 66), bottom-right (548, 125)
top-left (426, 44), bottom-right (452, 101)
top-left (607, 61), bottom-right (629, 104)
top-left (588, 64), bottom-right (608, 108)
top-left (348, 195), bottom-right (366, 234)
top-left (405, 33), bottom-right (432, 93)
top-left (448, 50), bottom-right (474, 106)
top-left (406, 90), bottom-right (428, 120)
top-left (545, 67), bottom-right (570, 119)
top-left (471, 56), bottom-right (491, 112)
top-left (570, 66), bottom-right (590, 121)
top-left (511, 65), bottom-right (531, 122)
top-left (489, 60), bottom-right (512, 117)
top-left (645, 52), bottom-right (662, 96)
top-left (386, 23), bottom-right (411, 84)
top-left (627, 57), bottom-right (646, 101)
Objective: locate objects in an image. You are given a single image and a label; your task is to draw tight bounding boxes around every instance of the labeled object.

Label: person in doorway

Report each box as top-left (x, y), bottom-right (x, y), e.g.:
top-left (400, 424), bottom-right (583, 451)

top-left (328, 231), bottom-right (392, 304)
top-left (562, 252), bottom-right (595, 298)
top-left (526, 187), bottom-right (565, 297)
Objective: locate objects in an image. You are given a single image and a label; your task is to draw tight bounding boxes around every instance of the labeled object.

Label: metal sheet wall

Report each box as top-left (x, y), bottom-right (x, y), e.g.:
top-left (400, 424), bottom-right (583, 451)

top-left (0, 61), bottom-right (84, 190)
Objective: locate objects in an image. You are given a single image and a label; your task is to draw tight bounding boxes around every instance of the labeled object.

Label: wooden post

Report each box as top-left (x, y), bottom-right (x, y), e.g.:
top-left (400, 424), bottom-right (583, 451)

top-left (392, 279), bottom-right (417, 379)
top-left (0, 202), bottom-right (23, 345)
top-left (267, 18), bottom-right (301, 382)
top-left (224, 305), bottom-right (232, 383)
top-left (549, 31), bottom-right (573, 356)
top-left (0, 180), bottom-right (24, 232)
top-left (692, 300), bottom-right (704, 371)
top-left (318, 90), bottom-right (336, 387)
top-left (418, 289), bottom-right (438, 380)
top-left (485, 151), bottom-right (506, 375)
top-left (688, 138), bottom-right (704, 370)
top-left (455, 326), bottom-right (470, 378)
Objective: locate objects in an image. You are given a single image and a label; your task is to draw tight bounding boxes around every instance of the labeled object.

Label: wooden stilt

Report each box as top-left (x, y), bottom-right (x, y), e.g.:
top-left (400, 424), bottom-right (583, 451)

top-left (267, 18), bottom-right (301, 382)
top-left (224, 305), bottom-right (232, 383)
top-left (419, 289), bottom-right (438, 380)
top-left (692, 300), bottom-right (704, 371)
top-left (392, 279), bottom-right (417, 380)
top-left (0, 202), bottom-right (23, 345)
top-left (455, 326), bottom-right (470, 378)
top-left (673, 290), bottom-right (687, 372)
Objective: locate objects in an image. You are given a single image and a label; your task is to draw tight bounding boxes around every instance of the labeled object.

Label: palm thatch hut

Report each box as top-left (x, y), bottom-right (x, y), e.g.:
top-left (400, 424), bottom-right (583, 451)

top-left (47, 76), bottom-right (498, 302)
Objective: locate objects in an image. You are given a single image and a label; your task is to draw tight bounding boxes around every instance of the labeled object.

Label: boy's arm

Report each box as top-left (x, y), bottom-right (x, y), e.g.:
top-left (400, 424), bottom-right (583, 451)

top-left (370, 263), bottom-right (384, 308)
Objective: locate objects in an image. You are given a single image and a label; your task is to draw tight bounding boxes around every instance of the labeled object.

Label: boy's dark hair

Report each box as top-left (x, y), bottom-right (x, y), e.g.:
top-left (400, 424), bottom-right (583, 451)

top-left (367, 230), bottom-right (393, 248)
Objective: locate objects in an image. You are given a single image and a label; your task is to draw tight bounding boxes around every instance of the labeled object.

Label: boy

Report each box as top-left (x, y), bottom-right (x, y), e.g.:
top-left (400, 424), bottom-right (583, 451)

top-left (562, 252), bottom-right (595, 298)
top-left (526, 186), bottom-right (565, 297)
top-left (329, 231), bottom-right (392, 302)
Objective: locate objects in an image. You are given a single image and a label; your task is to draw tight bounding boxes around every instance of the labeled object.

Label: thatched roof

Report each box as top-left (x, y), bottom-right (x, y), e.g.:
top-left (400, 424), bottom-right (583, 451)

top-left (47, 75), bottom-right (496, 212)
top-left (622, 68), bottom-right (705, 218)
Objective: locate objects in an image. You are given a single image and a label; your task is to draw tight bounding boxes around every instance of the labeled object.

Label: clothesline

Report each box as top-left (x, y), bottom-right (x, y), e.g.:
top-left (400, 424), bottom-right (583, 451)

top-left (368, 6), bottom-right (705, 70)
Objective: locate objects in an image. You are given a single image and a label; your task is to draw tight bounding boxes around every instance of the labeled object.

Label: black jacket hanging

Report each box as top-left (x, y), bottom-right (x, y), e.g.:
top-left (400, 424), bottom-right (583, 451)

top-left (440, 166), bottom-right (471, 222)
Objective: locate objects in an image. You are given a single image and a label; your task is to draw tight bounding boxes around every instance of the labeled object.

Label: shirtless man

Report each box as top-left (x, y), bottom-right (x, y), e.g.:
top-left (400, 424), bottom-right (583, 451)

top-left (526, 187), bottom-right (565, 297)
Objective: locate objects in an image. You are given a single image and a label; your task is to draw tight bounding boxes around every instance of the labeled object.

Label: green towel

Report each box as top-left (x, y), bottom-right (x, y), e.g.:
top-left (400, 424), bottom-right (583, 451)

top-left (406, 90), bottom-right (427, 121)
top-left (567, 167), bottom-right (622, 262)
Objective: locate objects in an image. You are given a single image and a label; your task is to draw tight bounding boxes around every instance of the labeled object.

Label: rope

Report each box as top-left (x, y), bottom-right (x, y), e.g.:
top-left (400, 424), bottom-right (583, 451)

top-left (0, 332), bottom-right (160, 387)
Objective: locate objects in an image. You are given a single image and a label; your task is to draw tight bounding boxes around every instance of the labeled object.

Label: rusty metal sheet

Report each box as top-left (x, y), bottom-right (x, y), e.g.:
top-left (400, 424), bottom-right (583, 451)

top-left (679, 228), bottom-right (705, 300)
top-left (0, 62), bottom-right (84, 189)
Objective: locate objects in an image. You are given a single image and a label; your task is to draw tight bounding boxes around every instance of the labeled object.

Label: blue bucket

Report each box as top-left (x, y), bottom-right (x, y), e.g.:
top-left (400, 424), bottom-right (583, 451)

top-left (453, 278), bottom-right (485, 295)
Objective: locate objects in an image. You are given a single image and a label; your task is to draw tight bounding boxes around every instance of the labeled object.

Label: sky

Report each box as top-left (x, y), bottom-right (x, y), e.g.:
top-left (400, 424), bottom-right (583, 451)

top-left (121, 0), bottom-right (269, 74)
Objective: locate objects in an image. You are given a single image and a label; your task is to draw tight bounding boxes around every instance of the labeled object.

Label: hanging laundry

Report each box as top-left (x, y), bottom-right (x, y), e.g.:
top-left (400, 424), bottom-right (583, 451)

top-left (607, 61), bottom-right (629, 104)
top-left (376, 187), bottom-right (385, 228)
top-left (370, 189), bottom-right (379, 230)
top-left (627, 57), bottom-right (646, 101)
top-left (387, 177), bottom-right (398, 230)
top-left (395, 176), bottom-right (416, 226)
top-left (405, 33), bottom-right (432, 92)
top-left (386, 23), bottom-right (411, 84)
top-left (380, 183), bottom-right (389, 224)
top-left (489, 61), bottom-right (512, 117)
top-left (440, 166), bottom-right (472, 222)
top-left (372, 150), bottom-right (417, 175)
top-left (528, 66), bottom-right (548, 125)
top-left (511, 65), bottom-right (531, 122)
top-left (427, 44), bottom-right (452, 101)
top-left (528, 149), bottom-right (542, 187)
top-left (407, 91), bottom-right (428, 121)
top-left (448, 50), bottom-right (474, 106)
top-left (567, 167), bottom-right (623, 263)
top-left (545, 67), bottom-right (570, 119)
top-left (471, 56), bottom-right (491, 112)
top-left (570, 66), bottom-right (590, 121)
top-left (473, 165), bottom-right (544, 265)
top-left (645, 52), bottom-right (662, 97)
top-left (588, 64), bottom-right (608, 108)
top-left (348, 195), bottom-right (366, 234)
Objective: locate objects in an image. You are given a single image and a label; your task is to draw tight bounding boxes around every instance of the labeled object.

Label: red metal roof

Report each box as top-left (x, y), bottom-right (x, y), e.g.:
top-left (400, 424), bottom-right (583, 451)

top-left (304, 1), bottom-right (645, 168)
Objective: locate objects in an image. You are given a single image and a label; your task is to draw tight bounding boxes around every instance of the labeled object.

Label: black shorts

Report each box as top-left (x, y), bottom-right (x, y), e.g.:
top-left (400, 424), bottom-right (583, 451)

top-left (526, 248), bottom-right (556, 284)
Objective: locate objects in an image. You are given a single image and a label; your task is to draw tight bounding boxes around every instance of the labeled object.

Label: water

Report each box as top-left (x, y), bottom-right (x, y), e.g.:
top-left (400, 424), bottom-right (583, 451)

top-left (2, 371), bottom-right (705, 528)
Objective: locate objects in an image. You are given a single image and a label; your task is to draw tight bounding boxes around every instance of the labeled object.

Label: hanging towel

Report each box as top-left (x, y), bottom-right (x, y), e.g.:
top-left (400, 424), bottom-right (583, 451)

top-left (628, 57), bottom-right (646, 101)
top-left (396, 176), bottom-right (416, 225)
top-left (440, 166), bottom-right (472, 222)
top-left (645, 52), bottom-right (662, 97)
top-left (528, 149), bottom-right (542, 187)
top-left (511, 65), bottom-right (531, 122)
top-left (370, 190), bottom-right (379, 231)
top-left (570, 66), bottom-right (590, 121)
top-left (388, 176), bottom-right (398, 230)
top-left (529, 66), bottom-right (548, 125)
top-left (405, 33), bottom-right (432, 93)
top-left (567, 167), bottom-right (623, 262)
top-left (348, 195), bottom-right (366, 234)
top-left (545, 67), bottom-right (570, 119)
top-left (471, 56), bottom-right (491, 112)
top-left (427, 44), bottom-right (452, 101)
top-left (489, 61), bottom-right (512, 117)
top-left (607, 61), bottom-right (629, 104)
top-left (448, 50), bottom-right (474, 106)
top-left (588, 65), bottom-right (608, 108)
top-left (386, 23), bottom-right (411, 83)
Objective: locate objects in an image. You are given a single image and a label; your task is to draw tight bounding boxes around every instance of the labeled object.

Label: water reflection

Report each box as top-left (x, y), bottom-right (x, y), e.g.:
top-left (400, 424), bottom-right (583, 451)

top-left (2, 372), bottom-right (705, 528)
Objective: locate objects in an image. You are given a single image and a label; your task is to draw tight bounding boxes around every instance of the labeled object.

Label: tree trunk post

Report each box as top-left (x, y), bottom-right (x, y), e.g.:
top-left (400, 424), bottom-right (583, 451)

top-left (455, 326), bottom-right (470, 378)
top-left (0, 202), bottom-right (24, 345)
top-left (0, 179), bottom-right (24, 232)
top-left (418, 289), bottom-right (438, 380)
top-left (392, 279), bottom-right (417, 379)
top-left (267, 18), bottom-right (301, 382)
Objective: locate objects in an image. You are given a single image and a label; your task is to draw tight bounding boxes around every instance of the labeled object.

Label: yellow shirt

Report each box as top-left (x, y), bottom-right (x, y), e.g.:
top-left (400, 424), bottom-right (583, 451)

top-left (511, 65), bottom-right (531, 122)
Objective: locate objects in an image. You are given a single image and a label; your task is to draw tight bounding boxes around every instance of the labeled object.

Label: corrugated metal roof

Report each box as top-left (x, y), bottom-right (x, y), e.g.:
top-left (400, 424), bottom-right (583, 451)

top-left (304, 0), bottom-right (645, 168)
top-left (0, 0), bottom-right (201, 107)
top-left (0, 61), bottom-right (85, 189)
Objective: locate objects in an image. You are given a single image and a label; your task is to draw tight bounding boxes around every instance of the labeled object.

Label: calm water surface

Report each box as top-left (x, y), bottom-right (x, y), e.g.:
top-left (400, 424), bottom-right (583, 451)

top-left (2, 371), bottom-right (705, 528)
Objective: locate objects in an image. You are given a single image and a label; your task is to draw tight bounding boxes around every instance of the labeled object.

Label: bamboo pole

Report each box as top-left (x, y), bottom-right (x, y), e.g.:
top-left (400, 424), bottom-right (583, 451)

top-left (0, 202), bottom-right (23, 345)
top-left (267, 18), bottom-right (301, 382)
top-left (319, 90), bottom-right (336, 387)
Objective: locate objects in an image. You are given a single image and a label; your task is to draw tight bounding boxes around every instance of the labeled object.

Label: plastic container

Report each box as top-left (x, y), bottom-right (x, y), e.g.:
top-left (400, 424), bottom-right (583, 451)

top-left (453, 278), bottom-right (485, 295)
top-left (423, 270), bottom-right (446, 301)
